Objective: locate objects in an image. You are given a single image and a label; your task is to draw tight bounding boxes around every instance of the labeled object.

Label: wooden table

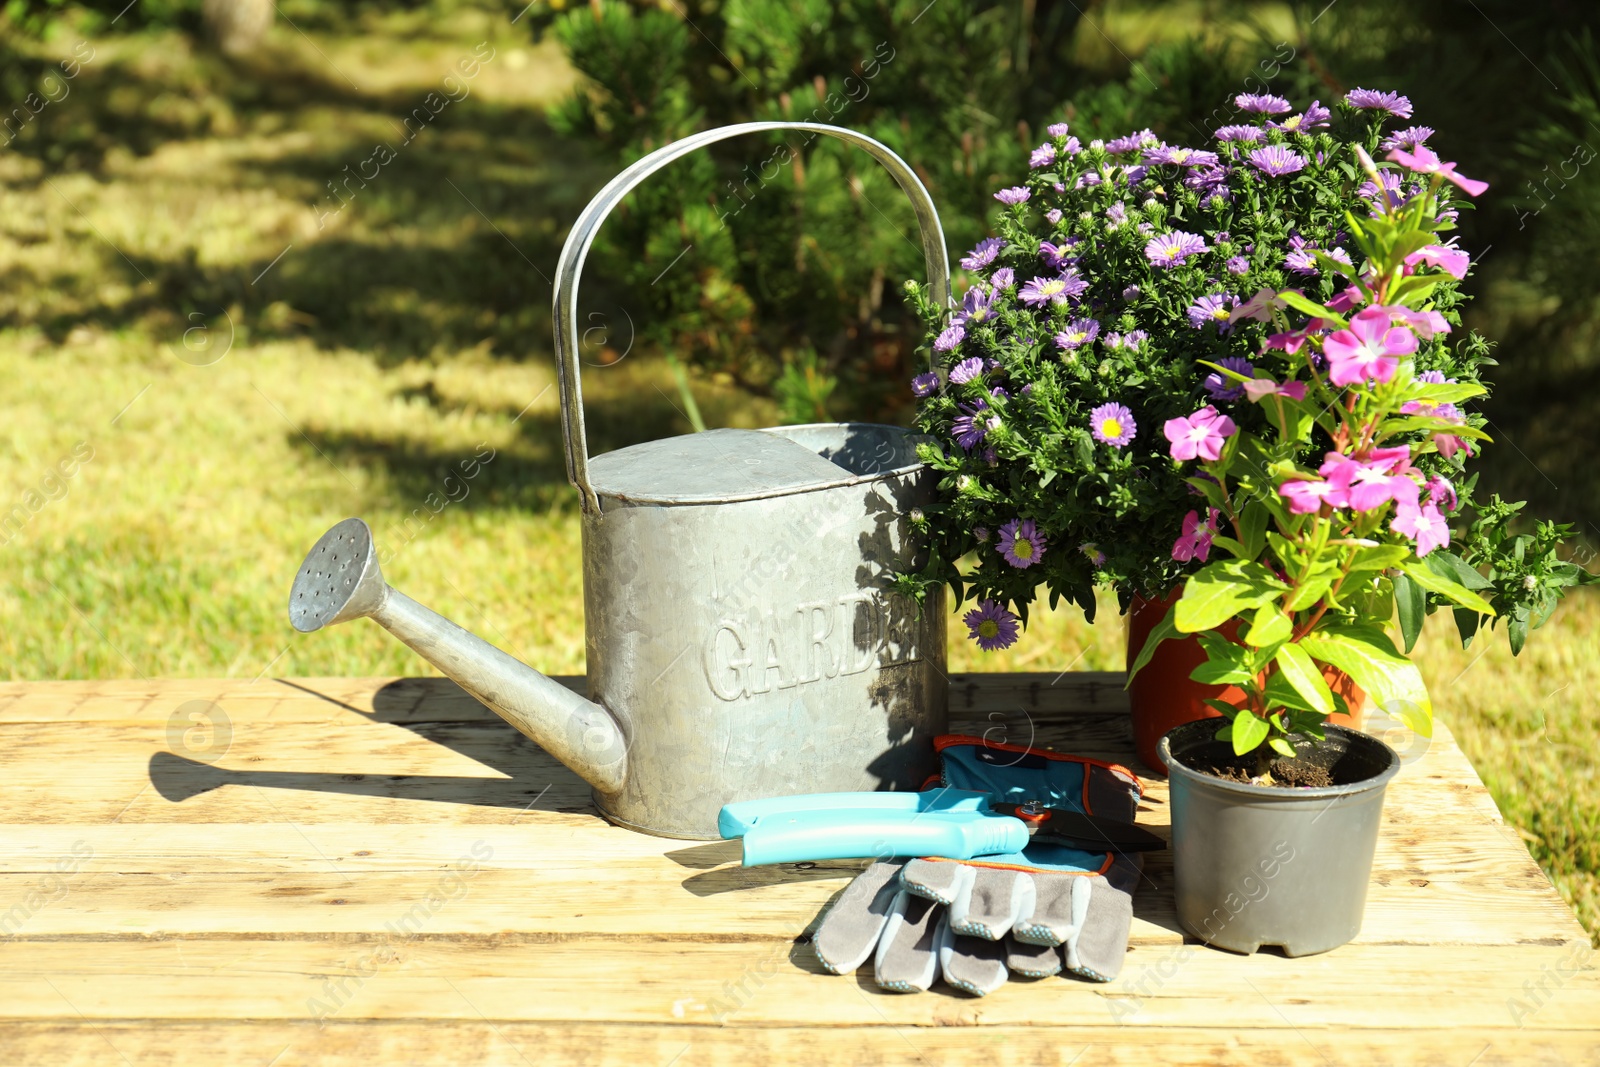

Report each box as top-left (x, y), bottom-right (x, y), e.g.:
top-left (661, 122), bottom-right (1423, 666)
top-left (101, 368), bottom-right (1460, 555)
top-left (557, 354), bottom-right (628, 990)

top-left (1, 675), bottom-right (1596, 1066)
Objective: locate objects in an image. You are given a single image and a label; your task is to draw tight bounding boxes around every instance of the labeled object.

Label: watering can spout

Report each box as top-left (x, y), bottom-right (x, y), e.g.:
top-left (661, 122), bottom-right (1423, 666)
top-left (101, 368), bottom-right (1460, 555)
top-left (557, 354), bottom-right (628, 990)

top-left (287, 519), bottom-right (627, 795)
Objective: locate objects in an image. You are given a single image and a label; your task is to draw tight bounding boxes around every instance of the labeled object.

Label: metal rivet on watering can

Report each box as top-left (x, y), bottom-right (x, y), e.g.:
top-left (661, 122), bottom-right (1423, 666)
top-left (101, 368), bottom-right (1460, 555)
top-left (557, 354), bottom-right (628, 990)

top-left (287, 123), bottom-right (954, 839)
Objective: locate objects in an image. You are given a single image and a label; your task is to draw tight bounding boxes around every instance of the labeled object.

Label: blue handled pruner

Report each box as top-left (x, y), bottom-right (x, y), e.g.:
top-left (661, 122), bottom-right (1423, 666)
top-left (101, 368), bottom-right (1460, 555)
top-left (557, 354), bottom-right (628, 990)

top-left (718, 789), bottom-right (1165, 867)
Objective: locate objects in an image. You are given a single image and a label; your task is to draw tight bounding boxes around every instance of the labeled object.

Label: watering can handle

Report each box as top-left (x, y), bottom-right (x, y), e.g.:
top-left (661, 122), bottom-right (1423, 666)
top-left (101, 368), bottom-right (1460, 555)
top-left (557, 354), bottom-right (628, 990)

top-left (551, 121), bottom-right (953, 513)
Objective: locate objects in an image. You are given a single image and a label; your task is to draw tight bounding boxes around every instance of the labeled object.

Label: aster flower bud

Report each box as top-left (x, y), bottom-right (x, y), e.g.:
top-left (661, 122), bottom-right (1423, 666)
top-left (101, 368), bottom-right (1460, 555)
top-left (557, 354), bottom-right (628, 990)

top-left (1523, 575), bottom-right (1538, 590)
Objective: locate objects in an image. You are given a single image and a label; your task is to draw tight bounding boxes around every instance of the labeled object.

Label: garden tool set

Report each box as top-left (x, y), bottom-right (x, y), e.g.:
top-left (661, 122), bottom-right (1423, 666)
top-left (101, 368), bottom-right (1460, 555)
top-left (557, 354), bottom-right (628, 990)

top-left (283, 121), bottom-right (1163, 997)
top-left (721, 736), bottom-right (1158, 995)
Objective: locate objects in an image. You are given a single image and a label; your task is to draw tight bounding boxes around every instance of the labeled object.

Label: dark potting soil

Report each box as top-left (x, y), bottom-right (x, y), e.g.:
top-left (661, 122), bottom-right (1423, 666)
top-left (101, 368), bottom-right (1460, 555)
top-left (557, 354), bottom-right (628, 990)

top-left (1190, 754), bottom-right (1334, 788)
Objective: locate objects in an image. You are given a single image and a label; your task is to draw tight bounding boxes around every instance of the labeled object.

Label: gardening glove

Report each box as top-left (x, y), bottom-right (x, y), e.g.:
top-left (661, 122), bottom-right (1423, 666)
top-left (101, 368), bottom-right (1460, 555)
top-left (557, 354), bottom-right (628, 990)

top-left (811, 737), bottom-right (1144, 995)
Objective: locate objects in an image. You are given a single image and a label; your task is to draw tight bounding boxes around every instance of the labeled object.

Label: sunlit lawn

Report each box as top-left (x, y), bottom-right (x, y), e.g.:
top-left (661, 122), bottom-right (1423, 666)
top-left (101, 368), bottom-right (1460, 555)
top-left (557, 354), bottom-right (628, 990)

top-left (0, 13), bottom-right (1593, 946)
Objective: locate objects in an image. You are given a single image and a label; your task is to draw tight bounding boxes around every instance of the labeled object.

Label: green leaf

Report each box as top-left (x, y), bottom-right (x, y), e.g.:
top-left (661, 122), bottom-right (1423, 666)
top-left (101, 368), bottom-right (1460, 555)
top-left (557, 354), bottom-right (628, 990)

top-left (1424, 550), bottom-right (1493, 590)
top-left (1276, 289), bottom-right (1349, 328)
top-left (1300, 623), bottom-right (1432, 735)
top-left (1175, 561), bottom-right (1288, 633)
top-left (1453, 605), bottom-right (1481, 647)
top-left (1400, 559), bottom-right (1497, 615)
top-left (1231, 709), bottom-right (1270, 755)
top-left (1268, 736), bottom-right (1297, 759)
top-left (1347, 544), bottom-right (1411, 574)
top-left (1244, 604), bottom-right (1293, 647)
top-left (1508, 602), bottom-right (1530, 656)
top-left (1274, 643), bottom-right (1334, 714)
top-left (1239, 501), bottom-right (1269, 562)
top-left (1394, 570), bottom-right (1425, 654)
top-left (1209, 535), bottom-right (1250, 560)
top-left (1285, 573), bottom-right (1335, 612)
top-left (1263, 671), bottom-right (1318, 713)
top-left (1125, 604), bottom-right (1179, 684)
top-left (1203, 697), bottom-right (1241, 716)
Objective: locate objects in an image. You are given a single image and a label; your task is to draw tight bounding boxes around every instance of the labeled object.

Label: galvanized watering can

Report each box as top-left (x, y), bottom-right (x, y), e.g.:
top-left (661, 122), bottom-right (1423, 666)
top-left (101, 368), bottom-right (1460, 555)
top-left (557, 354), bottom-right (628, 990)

top-left (288, 122), bottom-right (952, 838)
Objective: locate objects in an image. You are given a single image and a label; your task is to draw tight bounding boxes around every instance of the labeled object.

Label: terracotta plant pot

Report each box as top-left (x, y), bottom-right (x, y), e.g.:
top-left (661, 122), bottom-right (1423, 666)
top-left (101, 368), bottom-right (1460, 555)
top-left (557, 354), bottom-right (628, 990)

top-left (1125, 589), bottom-right (1364, 775)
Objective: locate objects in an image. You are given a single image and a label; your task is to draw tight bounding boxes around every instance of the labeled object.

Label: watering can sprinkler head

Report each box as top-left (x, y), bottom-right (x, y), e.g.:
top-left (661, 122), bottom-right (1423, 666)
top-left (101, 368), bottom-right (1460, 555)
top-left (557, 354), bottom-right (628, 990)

top-left (288, 518), bottom-right (629, 796)
top-left (290, 518), bottom-right (389, 633)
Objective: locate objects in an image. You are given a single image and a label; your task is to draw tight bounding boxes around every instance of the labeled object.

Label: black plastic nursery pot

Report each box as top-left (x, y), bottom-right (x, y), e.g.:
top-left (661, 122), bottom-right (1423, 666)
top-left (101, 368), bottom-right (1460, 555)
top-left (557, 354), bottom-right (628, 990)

top-left (1158, 719), bottom-right (1402, 957)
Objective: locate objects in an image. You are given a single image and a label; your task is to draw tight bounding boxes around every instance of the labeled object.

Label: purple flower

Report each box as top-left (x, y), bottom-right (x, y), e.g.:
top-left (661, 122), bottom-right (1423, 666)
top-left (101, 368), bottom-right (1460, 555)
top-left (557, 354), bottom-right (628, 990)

top-left (1359, 170), bottom-right (1406, 212)
top-left (1124, 165), bottom-right (1149, 184)
top-left (1273, 100), bottom-right (1330, 132)
top-left (1187, 293), bottom-right (1234, 331)
top-left (1164, 405), bottom-right (1237, 462)
top-left (1080, 543), bottom-right (1108, 567)
top-left (1380, 125), bottom-right (1434, 152)
top-left (1388, 145), bottom-right (1489, 197)
top-left (1047, 122), bottom-right (1070, 137)
top-left (951, 400), bottom-right (991, 451)
top-left (1346, 88), bottom-right (1414, 119)
top-left (1143, 144), bottom-right (1220, 168)
top-left (1062, 136), bottom-right (1082, 155)
top-left (1109, 329), bottom-right (1148, 353)
top-left (963, 599), bottom-right (1020, 651)
top-left (974, 526), bottom-right (991, 543)
top-left (1236, 93), bottom-right (1292, 114)
top-left (1106, 129), bottom-right (1156, 154)
top-left (934, 325), bottom-right (966, 353)
top-left (1226, 255), bottom-right (1249, 275)
top-left (1106, 202), bottom-right (1127, 225)
top-left (1203, 356), bottom-right (1254, 400)
top-left (1122, 284), bottom-right (1141, 301)
top-left (1075, 171), bottom-right (1103, 190)
top-left (1045, 208), bottom-right (1063, 224)
top-left (1019, 276), bottom-right (1066, 306)
top-left (1038, 240), bottom-right (1077, 270)
top-left (990, 267), bottom-right (1015, 290)
top-left (1215, 124), bottom-right (1263, 143)
top-left (1183, 164), bottom-right (1229, 192)
top-left (1247, 145), bottom-right (1307, 177)
top-left (955, 286), bottom-right (995, 326)
top-left (1055, 317), bottom-right (1100, 350)
top-left (998, 518), bottom-right (1046, 569)
top-left (948, 356), bottom-right (984, 383)
top-left (1144, 230), bottom-right (1209, 268)
top-left (1030, 143), bottom-right (1058, 169)
top-left (960, 237), bottom-right (1004, 271)
top-left (911, 372), bottom-right (939, 397)
top-left (994, 186), bottom-right (1031, 205)
top-left (1090, 402), bottom-right (1136, 447)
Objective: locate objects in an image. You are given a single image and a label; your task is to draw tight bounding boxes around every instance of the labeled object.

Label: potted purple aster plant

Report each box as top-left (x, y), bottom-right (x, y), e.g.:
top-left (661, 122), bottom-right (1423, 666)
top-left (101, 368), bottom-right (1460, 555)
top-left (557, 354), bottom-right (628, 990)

top-left (896, 91), bottom-right (1591, 778)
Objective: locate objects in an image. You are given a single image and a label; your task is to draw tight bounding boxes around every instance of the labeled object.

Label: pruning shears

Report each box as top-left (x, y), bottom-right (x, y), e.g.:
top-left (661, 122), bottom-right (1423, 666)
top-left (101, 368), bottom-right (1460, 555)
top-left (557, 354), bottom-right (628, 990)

top-left (718, 789), bottom-right (1167, 867)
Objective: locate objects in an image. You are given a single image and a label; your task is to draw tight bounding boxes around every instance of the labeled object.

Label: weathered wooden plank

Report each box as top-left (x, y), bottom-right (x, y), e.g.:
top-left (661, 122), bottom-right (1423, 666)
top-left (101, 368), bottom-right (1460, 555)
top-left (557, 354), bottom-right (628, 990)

top-left (0, 674), bottom-right (1139, 723)
top-left (2, 1021), bottom-right (1594, 1067)
top-left (0, 940), bottom-right (1594, 1029)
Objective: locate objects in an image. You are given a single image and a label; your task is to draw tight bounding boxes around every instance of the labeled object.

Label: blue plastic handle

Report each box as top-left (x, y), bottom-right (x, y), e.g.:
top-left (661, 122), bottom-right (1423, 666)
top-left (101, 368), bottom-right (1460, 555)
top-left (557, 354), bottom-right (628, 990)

top-left (717, 788), bottom-right (990, 839)
top-left (738, 809), bottom-right (1029, 866)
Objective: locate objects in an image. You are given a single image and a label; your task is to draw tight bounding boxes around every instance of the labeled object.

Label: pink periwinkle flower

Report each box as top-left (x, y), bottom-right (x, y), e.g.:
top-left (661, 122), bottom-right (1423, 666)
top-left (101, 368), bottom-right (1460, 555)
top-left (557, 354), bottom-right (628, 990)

top-left (1171, 508), bottom-right (1220, 562)
top-left (1392, 497), bottom-right (1450, 556)
top-left (1242, 378), bottom-right (1308, 403)
top-left (1163, 405), bottom-right (1237, 462)
top-left (1387, 145), bottom-right (1488, 197)
top-left (1322, 308), bottom-right (1417, 387)
top-left (1405, 244), bottom-right (1471, 280)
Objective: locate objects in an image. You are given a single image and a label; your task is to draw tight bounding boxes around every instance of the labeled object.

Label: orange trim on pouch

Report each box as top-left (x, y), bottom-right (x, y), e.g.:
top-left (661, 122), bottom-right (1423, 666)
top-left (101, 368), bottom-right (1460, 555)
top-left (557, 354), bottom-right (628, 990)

top-left (914, 853), bottom-right (1115, 877)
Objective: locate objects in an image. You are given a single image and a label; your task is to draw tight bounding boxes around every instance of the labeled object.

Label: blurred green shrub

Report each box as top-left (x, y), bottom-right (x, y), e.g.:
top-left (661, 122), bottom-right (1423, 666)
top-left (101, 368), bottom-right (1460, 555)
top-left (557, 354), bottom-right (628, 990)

top-left (540, 0), bottom-right (1293, 422)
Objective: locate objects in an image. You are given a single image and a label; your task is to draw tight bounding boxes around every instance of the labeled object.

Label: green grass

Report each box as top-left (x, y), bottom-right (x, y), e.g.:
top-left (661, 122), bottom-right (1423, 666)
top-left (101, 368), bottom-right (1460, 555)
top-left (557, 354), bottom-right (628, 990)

top-left (0, 10), bottom-right (1594, 946)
